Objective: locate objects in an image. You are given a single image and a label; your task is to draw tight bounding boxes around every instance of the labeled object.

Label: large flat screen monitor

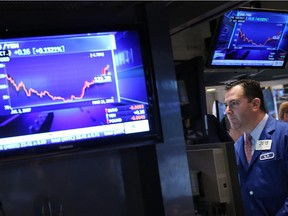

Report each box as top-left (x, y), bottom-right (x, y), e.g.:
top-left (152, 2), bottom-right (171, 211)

top-left (0, 27), bottom-right (162, 159)
top-left (207, 7), bottom-right (288, 68)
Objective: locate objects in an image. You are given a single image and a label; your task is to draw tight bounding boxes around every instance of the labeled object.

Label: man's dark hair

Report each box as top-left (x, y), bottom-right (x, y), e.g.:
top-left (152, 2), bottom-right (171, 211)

top-left (225, 79), bottom-right (267, 113)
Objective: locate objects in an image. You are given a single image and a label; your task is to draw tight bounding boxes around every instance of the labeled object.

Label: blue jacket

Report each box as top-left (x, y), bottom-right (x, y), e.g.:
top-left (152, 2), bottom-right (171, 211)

top-left (235, 116), bottom-right (288, 216)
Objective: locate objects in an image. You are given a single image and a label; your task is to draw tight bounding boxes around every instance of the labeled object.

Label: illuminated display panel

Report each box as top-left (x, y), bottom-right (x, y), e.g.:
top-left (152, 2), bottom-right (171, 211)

top-left (0, 28), bottom-right (161, 157)
top-left (207, 8), bottom-right (288, 68)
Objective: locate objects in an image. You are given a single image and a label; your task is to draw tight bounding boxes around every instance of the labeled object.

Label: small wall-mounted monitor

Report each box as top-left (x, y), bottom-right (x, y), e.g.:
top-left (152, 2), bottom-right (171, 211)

top-left (212, 100), bottom-right (227, 124)
top-left (262, 87), bottom-right (277, 118)
top-left (207, 7), bottom-right (288, 68)
top-left (0, 26), bottom-right (162, 160)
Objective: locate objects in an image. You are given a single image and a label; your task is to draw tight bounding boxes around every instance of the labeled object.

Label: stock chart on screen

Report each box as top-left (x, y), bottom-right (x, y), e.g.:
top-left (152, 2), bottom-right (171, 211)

top-left (0, 34), bottom-right (118, 115)
top-left (209, 8), bottom-right (288, 68)
top-left (0, 30), bottom-right (153, 152)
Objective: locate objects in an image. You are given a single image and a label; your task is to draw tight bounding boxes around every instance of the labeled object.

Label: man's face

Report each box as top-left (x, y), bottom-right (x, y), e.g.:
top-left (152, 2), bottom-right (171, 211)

top-left (224, 85), bottom-right (255, 132)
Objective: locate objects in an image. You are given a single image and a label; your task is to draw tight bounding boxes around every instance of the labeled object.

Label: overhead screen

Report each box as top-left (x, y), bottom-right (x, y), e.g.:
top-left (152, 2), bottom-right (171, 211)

top-left (0, 27), bottom-right (162, 159)
top-left (207, 7), bottom-right (288, 68)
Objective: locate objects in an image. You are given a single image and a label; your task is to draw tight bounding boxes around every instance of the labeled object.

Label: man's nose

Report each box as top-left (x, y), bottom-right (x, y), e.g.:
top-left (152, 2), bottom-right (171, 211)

top-left (225, 105), bottom-right (232, 114)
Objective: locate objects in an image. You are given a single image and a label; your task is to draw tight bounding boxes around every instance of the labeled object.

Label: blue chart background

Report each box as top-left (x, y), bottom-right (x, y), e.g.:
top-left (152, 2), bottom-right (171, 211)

top-left (7, 51), bottom-right (116, 110)
top-left (234, 22), bottom-right (283, 49)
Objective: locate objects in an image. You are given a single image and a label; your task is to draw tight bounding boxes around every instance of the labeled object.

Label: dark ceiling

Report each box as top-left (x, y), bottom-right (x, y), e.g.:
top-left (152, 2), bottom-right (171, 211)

top-left (0, 1), bottom-right (287, 87)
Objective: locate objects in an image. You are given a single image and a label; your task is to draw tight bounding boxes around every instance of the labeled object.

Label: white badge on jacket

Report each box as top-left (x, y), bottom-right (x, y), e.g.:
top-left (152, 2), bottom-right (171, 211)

top-left (256, 140), bottom-right (272, 150)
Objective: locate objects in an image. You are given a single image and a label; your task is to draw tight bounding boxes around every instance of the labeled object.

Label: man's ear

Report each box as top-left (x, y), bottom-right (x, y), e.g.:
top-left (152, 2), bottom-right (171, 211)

top-left (251, 98), bottom-right (261, 110)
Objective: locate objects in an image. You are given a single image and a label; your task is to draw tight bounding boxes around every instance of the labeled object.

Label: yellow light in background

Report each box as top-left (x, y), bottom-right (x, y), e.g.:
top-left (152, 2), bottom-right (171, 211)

top-left (206, 88), bottom-right (216, 92)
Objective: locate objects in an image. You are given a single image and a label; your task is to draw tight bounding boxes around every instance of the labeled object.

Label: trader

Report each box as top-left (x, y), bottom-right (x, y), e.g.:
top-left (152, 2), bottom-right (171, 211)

top-left (224, 79), bottom-right (288, 215)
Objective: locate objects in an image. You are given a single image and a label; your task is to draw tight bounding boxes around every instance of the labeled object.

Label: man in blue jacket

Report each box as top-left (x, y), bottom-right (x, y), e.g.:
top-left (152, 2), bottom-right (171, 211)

top-left (224, 79), bottom-right (288, 215)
